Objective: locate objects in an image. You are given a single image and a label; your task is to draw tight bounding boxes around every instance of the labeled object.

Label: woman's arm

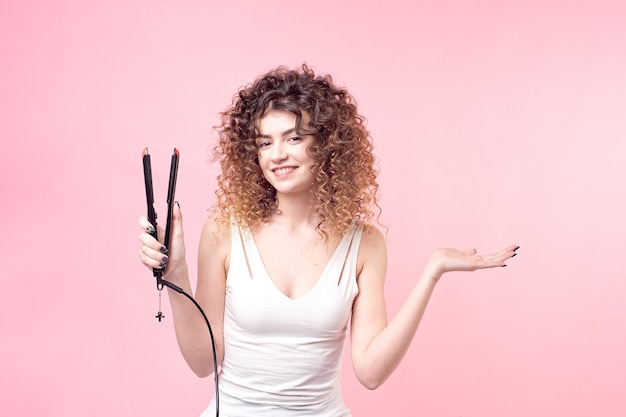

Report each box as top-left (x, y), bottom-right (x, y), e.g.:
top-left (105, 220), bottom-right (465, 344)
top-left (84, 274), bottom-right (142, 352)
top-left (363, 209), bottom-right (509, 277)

top-left (350, 226), bottom-right (518, 389)
top-left (139, 205), bottom-right (229, 378)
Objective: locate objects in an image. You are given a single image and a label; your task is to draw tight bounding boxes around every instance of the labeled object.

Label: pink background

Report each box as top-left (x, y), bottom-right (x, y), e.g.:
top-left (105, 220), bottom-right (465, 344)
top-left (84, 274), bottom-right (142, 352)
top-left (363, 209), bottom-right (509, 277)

top-left (2, 0), bottom-right (625, 416)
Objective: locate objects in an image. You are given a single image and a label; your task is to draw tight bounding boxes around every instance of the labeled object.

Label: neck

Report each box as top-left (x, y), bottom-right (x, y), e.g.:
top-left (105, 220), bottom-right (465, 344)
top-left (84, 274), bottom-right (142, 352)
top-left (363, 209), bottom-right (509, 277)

top-left (272, 191), bottom-right (318, 229)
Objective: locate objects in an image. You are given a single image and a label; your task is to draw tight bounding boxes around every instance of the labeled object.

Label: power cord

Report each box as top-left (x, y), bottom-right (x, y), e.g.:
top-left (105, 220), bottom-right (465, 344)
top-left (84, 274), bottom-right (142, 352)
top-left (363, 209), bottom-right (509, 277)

top-left (158, 278), bottom-right (220, 417)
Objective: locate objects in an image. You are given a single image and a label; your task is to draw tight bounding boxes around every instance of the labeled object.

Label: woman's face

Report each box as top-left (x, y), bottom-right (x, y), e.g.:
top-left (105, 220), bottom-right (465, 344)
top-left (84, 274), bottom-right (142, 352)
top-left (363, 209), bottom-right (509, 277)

top-left (255, 110), bottom-right (317, 197)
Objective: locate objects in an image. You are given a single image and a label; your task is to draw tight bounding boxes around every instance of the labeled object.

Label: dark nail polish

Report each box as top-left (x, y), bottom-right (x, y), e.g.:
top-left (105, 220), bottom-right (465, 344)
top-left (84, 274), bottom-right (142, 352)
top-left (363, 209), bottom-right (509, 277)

top-left (162, 256), bottom-right (169, 263)
top-left (501, 264), bottom-right (507, 267)
top-left (160, 246), bottom-right (168, 254)
top-left (158, 262), bottom-right (166, 268)
top-left (147, 226), bottom-right (156, 234)
top-left (514, 246), bottom-right (520, 251)
top-left (511, 253), bottom-right (517, 258)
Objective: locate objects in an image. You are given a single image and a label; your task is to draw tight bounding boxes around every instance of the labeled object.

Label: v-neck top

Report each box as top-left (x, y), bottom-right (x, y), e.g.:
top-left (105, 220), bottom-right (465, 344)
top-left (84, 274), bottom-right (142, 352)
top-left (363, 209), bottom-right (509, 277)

top-left (201, 221), bottom-right (362, 417)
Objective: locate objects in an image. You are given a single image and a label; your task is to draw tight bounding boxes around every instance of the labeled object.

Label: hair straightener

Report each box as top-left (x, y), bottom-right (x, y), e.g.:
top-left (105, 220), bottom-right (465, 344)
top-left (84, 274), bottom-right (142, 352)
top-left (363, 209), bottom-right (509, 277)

top-left (141, 147), bottom-right (219, 415)
top-left (142, 147), bottom-right (179, 290)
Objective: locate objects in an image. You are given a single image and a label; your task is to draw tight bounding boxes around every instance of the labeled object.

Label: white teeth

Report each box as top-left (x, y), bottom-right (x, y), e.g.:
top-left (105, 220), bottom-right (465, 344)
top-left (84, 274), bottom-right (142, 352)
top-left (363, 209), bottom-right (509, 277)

top-left (274, 167), bottom-right (294, 175)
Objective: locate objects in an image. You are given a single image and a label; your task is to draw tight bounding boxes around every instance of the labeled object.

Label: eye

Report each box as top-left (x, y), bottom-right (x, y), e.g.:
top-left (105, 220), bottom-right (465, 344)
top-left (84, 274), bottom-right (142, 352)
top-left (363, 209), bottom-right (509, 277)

top-left (256, 140), bottom-right (271, 149)
top-left (288, 135), bottom-right (303, 143)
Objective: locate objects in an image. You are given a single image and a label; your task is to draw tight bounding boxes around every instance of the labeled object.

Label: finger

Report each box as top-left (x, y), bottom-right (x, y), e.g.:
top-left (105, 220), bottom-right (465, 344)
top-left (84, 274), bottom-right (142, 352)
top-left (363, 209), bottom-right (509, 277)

top-left (173, 201), bottom-right (183, 230)
top-left (139, 229), bottom-right (169, 254)
top-left (138, 250), bottom-right (169, 270)
top-left (481, 262), bottom-right (508, 269)
top-left (138, 215), bottom-right (153, 230)
top-left (502, 244), bottom-right (520, 254)
top-left (473, 254), bottom-right (508, 269)
top-left (496, 245), bottom-right (520, 261)
top-left (487, 246), bottom-right (520, 268)
top-left (138, 242), bottom-right (170, 269)
top-left (482, 245), bottom-right (519, 260)
top-left (463, 248), bottom-right (478, 256)
top-left (139, 215), bottom-right (166, 241)
top-left (169, 201), bottom-right (185, 241)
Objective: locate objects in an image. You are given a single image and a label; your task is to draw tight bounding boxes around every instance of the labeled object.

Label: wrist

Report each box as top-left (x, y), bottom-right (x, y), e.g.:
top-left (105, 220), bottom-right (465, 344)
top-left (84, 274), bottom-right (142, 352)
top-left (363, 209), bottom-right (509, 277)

top-left (423, 258), bottom-right (444, 283)
top-left (163, 262), bottom-right (189, 285)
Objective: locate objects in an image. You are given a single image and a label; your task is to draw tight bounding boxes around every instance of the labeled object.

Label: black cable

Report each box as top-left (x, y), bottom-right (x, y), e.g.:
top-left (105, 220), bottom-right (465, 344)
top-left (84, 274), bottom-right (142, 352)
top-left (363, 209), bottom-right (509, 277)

top-left (160, 279), bottom-right (220, 417)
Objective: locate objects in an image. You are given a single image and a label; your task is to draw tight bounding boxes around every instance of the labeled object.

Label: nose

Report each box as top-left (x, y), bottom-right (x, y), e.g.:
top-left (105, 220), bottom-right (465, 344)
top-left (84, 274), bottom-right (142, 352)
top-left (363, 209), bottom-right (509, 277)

top-left (270, 141), bottom-right (287, 162)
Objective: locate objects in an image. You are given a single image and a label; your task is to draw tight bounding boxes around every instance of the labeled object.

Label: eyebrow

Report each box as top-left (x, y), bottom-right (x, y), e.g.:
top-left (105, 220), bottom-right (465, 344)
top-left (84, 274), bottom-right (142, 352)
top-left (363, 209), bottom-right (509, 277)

top-left (256, 127), bottom-right (297, 139)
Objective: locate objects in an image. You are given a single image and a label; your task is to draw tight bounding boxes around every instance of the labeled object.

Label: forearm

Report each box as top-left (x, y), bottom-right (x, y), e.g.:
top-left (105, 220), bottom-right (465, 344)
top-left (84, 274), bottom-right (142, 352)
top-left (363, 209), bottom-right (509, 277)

top-left (356, 266), bottom-right (440, 388)
top-left (165, 263), bottom-right (223, 378)
top-left (352, 239), bottom-right (518, 389)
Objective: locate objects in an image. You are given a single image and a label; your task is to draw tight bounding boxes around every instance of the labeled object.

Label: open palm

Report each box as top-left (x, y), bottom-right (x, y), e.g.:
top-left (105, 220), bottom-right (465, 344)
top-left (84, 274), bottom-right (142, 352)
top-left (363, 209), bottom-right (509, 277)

top-left (429, 245), bottom-right (519, 278)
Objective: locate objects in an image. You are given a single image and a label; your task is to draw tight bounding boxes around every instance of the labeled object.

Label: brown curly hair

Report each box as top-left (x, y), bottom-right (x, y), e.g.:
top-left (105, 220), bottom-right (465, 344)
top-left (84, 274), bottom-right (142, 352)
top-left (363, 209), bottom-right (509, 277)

top-left (213, 64), bottom-right (380, 239)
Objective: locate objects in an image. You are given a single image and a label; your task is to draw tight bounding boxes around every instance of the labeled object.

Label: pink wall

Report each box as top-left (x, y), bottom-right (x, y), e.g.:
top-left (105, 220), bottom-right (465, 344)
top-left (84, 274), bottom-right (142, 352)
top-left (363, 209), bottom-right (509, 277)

top-left (2, 0), bottom-right (625, 416)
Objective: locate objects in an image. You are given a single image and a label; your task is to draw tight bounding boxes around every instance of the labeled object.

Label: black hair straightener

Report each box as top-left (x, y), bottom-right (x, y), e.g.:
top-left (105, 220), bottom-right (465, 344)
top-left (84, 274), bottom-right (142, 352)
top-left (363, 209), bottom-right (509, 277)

top-left (142, 147), bottom-right (179, 289)
top-left (140, 147), bottom-right (219, 414)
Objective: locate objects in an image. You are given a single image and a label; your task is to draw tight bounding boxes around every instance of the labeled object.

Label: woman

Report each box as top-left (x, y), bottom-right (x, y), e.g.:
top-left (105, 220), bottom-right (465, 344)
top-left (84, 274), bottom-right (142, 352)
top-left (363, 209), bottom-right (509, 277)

top-left (138, 64), bottom-right (518, 416)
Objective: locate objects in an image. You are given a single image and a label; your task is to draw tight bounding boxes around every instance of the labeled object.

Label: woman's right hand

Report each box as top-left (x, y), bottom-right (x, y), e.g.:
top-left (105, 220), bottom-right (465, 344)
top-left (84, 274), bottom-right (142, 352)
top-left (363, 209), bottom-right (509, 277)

top-left (138, 202), bottom-right (187, 282)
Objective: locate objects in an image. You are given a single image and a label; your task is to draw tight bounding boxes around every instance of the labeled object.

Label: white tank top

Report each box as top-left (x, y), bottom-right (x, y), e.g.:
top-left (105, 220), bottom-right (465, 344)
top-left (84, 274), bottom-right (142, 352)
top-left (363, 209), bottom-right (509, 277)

top-left (201, 221), bottom-right (362, 417)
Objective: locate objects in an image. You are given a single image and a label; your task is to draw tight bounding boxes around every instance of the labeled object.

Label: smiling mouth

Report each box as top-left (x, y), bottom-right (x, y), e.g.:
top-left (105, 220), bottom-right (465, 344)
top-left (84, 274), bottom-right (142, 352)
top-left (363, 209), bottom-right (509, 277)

top-left (273, 167), bottom-right (296, 176)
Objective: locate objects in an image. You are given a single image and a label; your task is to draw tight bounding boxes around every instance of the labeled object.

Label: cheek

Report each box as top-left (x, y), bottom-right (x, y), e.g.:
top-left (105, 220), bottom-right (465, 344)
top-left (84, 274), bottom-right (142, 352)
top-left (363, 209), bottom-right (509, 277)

top-left (298, 146), bottom-right (315, 162)
top-left (256, 155), bottom-right (272, 178)
top-left (256, 151), bottom-right (268, 166)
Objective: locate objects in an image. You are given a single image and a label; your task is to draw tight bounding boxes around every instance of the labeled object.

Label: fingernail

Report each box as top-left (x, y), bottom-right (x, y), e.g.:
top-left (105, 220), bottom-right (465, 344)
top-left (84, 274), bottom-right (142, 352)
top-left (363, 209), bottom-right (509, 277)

top-left (175, 201), bottom-right (180, 208)
top-left (160, 246), bottom-right (168, 254)
top-left (514, 246), bottom-right (520, 251)
top-left (158, 262), bottom-right (166, 268)
top-left (501, 264), bottom-right (507, 267)
top-left (147, 226), bottom-right (156, 234)
top-left (162, 256), bottom-right (169, 264)
top-left (511, 253), bottom-right (517, 258)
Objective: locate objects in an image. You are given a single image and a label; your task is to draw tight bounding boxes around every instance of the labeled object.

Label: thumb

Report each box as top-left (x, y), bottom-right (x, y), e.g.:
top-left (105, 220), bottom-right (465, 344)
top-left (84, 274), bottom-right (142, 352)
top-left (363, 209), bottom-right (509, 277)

top-left (163, 201), bottom-right (184, 246)
top-left (172, 201), bottom-right (184, 234)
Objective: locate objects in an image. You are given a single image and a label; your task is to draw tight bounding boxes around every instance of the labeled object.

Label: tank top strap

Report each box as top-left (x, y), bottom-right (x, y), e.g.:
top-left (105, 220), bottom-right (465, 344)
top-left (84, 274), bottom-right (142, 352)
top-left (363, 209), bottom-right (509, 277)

top-left (228, 216), bottom-right (256, 281)
top-left (334, 223), bottom-right (362, 286)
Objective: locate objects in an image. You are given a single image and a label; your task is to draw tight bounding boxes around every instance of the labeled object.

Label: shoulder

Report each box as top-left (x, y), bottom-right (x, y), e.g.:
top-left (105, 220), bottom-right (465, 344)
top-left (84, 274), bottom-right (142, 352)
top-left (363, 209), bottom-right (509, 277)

top-left (197, 209), bottom-right (232, 279)
top-left (358, 224), bottom-right (387, 256)
top-left (199, 209), bottom-right (231, 255)
top-left (356, 224), bottom-right (387, 277)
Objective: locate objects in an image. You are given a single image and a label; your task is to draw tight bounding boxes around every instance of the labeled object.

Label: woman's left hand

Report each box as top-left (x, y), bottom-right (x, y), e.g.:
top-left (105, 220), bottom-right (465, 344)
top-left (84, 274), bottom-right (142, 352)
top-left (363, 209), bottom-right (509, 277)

top-left (427, 245), bottom-right (519, 280)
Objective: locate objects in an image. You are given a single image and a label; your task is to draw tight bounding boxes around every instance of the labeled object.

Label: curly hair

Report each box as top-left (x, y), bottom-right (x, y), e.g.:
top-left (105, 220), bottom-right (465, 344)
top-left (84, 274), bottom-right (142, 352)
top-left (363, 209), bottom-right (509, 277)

top-left (212, 64), bottom-right (380, 239)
